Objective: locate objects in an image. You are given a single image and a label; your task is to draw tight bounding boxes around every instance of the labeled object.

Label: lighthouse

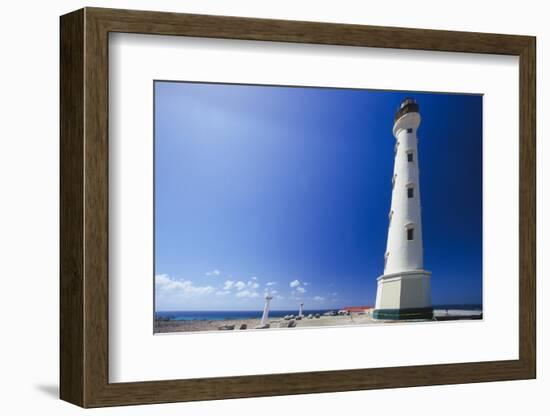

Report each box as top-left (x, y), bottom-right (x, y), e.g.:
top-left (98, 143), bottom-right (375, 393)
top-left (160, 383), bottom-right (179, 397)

top-left (260, 294), bottom-right (273, 326)
top-left (373, 98), bottom-right (433, 320)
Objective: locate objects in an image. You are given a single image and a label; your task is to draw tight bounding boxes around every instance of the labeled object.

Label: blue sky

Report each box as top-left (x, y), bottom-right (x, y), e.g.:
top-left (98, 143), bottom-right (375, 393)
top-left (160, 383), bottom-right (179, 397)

top-left (154, 81), bottom-right (482, 311)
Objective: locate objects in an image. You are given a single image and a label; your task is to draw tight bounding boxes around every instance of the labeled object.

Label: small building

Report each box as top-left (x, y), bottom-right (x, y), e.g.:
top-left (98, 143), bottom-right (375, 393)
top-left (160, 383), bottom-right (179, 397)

top-left (341, 305), bottom-right (373, 313)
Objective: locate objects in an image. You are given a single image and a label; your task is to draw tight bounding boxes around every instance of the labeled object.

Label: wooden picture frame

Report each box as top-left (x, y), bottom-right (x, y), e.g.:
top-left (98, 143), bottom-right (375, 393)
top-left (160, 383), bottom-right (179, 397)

top-left (60, 7), bottom-right (536, 408)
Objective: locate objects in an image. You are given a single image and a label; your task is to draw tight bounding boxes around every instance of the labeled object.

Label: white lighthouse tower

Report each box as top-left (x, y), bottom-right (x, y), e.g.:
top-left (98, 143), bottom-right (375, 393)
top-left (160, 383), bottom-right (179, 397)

top-left (260, 294), bottom-right (273, 327)
top-left (373, 98), bottom-right (433, 320)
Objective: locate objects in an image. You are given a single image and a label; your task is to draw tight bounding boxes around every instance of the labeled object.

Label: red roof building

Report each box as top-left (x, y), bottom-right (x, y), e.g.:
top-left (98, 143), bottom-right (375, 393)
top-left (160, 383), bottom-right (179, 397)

top-left (341, 306), bottom-right (373, 312)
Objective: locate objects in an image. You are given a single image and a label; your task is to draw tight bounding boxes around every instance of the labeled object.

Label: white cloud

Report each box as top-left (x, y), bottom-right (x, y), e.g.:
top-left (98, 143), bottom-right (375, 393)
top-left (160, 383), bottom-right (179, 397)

top-left (266, 281), bottom-right (277, 286)
top-left (215, 290), bottom-right (230, 296)
top-left (251, 276), bottom-right (257, 281)
top-left (303, 282), bottom-right (310, 286)
top-left (235, 290), bottom-right (260, 298)
top-left (222, 279), bottom-right (258, 292)
top-left (264, 288), bottom-right (278, 297)
top-left (247, 281), bottom-right (259, 290)
top-left (313, 296), bottom-right (325, 301)
top-left (205, 269), bottom-right (220, 276)
top-left (155, 274), bottom-right (215, 296)
top-left (331, 292), bottom-right (338, 296)
top-left (290, 279), bottom-right (307, 295)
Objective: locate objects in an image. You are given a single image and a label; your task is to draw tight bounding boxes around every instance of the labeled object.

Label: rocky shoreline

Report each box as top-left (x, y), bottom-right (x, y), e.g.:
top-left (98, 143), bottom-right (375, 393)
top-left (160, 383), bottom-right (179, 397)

top-left (154, 308), bottom-right (483, 334)
top-left (154, 312), bottom-right (383, 334)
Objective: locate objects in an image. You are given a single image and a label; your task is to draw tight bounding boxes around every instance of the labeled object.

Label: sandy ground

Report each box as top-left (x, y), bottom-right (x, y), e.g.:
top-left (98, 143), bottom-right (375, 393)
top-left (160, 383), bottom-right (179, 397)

top-left (155, 313), bottom-right (387, 334)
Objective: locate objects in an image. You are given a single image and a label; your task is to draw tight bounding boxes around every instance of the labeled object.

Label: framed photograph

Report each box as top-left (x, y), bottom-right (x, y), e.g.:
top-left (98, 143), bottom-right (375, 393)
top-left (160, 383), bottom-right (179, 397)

top-left (60, 7), bottom-right (536, 407)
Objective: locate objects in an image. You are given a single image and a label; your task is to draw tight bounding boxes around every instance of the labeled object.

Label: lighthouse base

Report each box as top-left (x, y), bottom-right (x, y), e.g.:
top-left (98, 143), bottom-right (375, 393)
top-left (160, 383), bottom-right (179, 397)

top-left (373, 306), bottom-right (433, 320)
top-left (373, 270), bottom-right (432, 320)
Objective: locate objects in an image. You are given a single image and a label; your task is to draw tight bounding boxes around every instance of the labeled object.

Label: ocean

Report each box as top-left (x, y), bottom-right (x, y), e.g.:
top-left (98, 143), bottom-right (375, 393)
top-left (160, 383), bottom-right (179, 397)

top-left (155, 309), bottom-right (336, 321)
top-left (155, 304), bottom-right (482, 321)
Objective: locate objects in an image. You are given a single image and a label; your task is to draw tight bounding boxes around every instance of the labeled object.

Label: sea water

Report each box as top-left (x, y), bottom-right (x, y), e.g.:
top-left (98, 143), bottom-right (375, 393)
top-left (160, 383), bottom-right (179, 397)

top-left (155, 304), bottom-right (482, 321)
top-left (154, 309), bottom-right (337, 321)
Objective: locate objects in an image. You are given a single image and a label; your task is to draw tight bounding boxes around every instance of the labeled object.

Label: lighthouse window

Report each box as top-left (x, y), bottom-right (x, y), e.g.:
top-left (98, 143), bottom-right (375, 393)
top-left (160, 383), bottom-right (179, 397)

top-left (407, 187), bottom-right (414, 198)
top-left (407, 128), bottom-right (413, 133)
top-left (407, 228), bottom-right (414, 241)
top-left (407, 152), bottom-right (414, 162)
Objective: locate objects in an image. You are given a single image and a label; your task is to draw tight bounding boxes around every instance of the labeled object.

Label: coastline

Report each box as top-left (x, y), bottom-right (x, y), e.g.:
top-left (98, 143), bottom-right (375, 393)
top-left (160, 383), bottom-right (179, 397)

top-left (154, 312), bottom-right (380, 333)
top-left (154, 309), bottom-right (482, 333)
